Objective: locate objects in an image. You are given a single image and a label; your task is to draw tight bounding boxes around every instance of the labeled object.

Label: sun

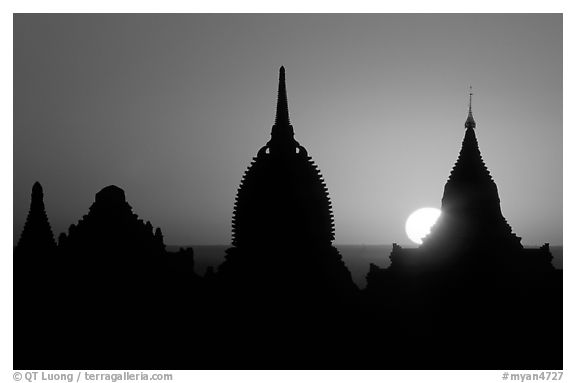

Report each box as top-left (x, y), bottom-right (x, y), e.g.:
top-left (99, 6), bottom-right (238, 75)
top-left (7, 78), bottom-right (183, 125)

top-left (405, 207), bottom-right (441, 245)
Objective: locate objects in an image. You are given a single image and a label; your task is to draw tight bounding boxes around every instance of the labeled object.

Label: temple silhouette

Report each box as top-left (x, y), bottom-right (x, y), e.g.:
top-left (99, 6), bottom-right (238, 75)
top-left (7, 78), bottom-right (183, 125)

top-left (59, 185), bottom-right (166, 257)
top-left (14, 184), bottom-right (200, 369)
top-left (13, 80), bottom-right (561, 370)
top-left (15, 182), bottom-right (56, 255)
top-left (217, 67), bottom-right (357, 301)
top-left (363, 90), bottom-right (561, 369)
top-left (381, 89), bottom-right (554, 272)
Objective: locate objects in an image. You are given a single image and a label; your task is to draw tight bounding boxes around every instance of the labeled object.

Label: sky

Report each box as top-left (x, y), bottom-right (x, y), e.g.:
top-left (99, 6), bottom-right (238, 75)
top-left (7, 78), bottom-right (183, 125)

top-left (13, 13), bottom-right (562, 246)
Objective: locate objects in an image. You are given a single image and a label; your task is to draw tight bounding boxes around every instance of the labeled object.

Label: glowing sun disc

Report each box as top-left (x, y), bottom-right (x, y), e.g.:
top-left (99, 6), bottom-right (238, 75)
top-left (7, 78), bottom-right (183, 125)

top-left (405, 207), bottom-right (441, 245)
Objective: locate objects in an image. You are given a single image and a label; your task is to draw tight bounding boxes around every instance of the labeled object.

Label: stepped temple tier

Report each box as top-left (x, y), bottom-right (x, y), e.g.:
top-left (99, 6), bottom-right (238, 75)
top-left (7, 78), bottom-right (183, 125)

top-left (217, 67), bottom-right (357, 299)
top-left (59, 185), bottom-right (166, 257)
top-left (384, 91), bottom-right (553, 273)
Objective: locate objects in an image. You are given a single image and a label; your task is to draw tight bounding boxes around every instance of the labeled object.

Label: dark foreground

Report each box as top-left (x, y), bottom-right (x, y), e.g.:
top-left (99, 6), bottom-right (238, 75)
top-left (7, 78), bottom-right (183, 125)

top-left (14, 249), bottom-right (561, 370)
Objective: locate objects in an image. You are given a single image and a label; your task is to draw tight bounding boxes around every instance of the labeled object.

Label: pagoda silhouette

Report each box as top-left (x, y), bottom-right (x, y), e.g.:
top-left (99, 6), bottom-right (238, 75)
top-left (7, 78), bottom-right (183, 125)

top-left (15, 182), bottom-right (57, 255)
top-left (217, 67), bottom-right (356, 300)
top-left (384, 89), bottom-right (553, 272)
top-left (14, 182), bottom-right (59, 367)
top-left (361, 90), bottom-right (561, 370)
top-left (59, 185), bottom-right (166, 257)
top-left (55, 184), bottom-right (199, 301)
top-left (14, 185), bottom-right (200, 370)
top-left (12, 85), bottom-right (562, 370)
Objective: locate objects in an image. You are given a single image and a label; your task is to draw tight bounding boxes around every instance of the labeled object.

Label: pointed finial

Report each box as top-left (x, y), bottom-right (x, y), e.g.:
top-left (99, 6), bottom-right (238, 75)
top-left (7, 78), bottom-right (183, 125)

top-left (275, 66), bottom-right (291, 126)
top-left (32, 181), bottom-right (43, 198)
top-left (465, 85), bottom-right (476, 129)
top-left (267, 66), bottom-right (298, 154)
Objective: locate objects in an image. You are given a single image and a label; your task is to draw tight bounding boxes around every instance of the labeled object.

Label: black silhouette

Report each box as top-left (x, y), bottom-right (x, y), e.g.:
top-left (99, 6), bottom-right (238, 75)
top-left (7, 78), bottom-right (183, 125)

top-left (59, 185), bottom-right (166, 257)
top-left (14, 185), bottom-right (201, 369)
top-left (231, 68), bottom-right (334, 249)
top-left (365, 90), bottom-right (562, 369)
top-left (13, 81), bottom-right (562, 370)
top-left (217, 67), bottom-right (357, 302)
top-left (14, 182), bottom-right (58, 365)
top-left (379, 90), bottom-right (554, 270)
top-left (15, 182), bottom-right (56, 255)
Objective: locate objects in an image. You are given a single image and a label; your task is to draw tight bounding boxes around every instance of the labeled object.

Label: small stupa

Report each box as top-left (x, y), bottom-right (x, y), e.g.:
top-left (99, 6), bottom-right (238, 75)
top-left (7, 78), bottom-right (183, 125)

top-left (15, 182), bottom-right (57, 255)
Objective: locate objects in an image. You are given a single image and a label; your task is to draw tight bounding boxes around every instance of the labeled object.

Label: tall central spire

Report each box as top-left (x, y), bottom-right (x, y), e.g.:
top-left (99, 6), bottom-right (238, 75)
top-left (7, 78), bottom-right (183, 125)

top-left (269, 66), bottom-right (297, 152)
top-left (465, 86), bottom-right (476, 129)
top-left (275, 66), bottom-right (291, 126)
top-left (224, 66), bottom-right (355, 299)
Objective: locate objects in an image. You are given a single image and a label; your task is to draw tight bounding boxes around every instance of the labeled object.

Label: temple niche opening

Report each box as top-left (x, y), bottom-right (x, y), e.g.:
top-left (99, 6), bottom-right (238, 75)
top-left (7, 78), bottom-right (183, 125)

top-left (217, 67), bottom-right (357, 300)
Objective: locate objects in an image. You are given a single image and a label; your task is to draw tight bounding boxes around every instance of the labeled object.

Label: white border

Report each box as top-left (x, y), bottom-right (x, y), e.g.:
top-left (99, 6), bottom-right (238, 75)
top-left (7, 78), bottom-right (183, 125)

top-left (3, 3), bottom-right (572, 382)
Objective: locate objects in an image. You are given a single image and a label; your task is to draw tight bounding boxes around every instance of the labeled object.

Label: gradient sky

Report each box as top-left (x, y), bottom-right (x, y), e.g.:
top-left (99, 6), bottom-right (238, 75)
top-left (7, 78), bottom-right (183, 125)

top-left (13, 14), bottom-right (562, 246)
